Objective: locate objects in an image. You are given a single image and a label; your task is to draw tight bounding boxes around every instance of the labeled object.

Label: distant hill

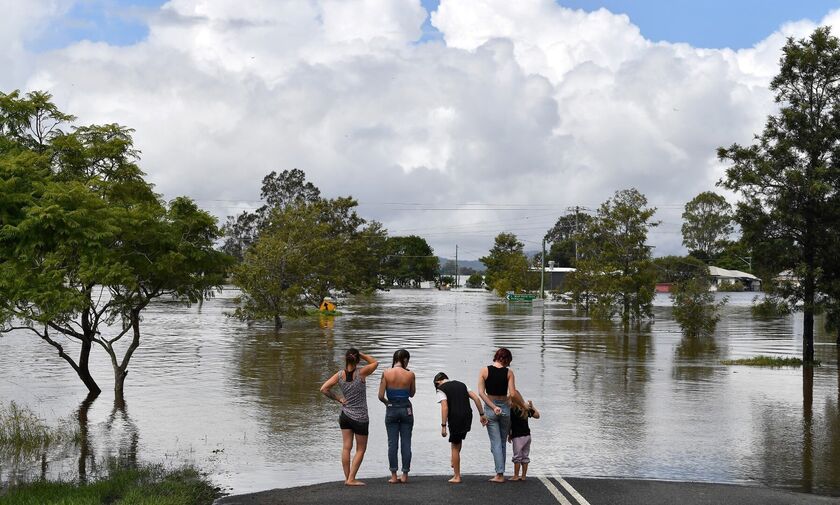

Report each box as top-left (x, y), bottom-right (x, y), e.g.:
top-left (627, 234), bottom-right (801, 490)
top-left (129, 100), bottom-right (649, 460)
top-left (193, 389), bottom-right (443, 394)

top-left (438, 257), bottom-right (485, 273)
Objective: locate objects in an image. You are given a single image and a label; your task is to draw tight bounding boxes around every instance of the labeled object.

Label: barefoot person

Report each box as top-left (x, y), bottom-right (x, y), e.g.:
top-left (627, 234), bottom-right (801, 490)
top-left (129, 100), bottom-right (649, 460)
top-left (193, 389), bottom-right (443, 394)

top-left (320, 349), bottom-right (379, 486)
top-left (434, 372), bottom-right (487, 484)
top-left (508, 391), bottom-right (540, 481)
top-left (377, 349), bottom-right (416, 484)
top-left (478, 347), bottom-right (517, 483)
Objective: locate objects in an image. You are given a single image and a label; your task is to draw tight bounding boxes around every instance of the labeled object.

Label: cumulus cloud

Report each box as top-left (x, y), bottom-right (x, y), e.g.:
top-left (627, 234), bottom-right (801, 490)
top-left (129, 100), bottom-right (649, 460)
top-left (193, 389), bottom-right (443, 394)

top-left (9, 0), bottom-right (840, 257)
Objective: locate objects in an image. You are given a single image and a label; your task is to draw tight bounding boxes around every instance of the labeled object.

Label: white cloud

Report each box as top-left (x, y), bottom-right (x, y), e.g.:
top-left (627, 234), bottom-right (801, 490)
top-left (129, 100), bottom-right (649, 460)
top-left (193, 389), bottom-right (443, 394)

top-left (8, 0), bottom-right (840, 258)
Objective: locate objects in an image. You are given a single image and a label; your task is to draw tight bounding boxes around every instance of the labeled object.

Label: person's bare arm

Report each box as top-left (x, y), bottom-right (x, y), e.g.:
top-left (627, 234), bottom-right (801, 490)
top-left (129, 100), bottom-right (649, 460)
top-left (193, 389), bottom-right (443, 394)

top-left (378, 370), bottom-right (388, 404)
top-left (507, 369), bottom-right (517, 401)
top-left (529, 400), bottom-right (540, 419)
top-left (440, 400), bottom-right (449, 437)
top-left (409, 372), bottom-right (416, 398)
top-left (477, 368), bottom-right (500, 414)
top-left (359, 352), bottom-right (379, 377)
top-left (319, 372), bottom-right (344, 404)
top-left (468, 390), bottom-right (488, 426)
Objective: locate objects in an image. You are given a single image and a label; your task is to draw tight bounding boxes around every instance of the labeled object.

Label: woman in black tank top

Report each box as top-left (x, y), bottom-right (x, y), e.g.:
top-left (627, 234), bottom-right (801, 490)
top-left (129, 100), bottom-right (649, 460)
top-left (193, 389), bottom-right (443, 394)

top-left (477, 347), bottom-right (516, 482)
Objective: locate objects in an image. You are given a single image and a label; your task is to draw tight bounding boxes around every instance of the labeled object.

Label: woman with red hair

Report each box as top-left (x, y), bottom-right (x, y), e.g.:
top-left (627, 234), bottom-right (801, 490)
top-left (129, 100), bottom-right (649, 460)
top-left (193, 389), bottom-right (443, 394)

top-left (477, 347), bottom-right (517, 482)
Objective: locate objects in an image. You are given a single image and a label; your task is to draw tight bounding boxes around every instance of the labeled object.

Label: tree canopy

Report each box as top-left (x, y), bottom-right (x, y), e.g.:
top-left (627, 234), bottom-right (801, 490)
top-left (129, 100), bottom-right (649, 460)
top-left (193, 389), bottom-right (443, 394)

top-left (480, 232), bottom-right (535, 297)
top-left (0, 90), bottom-right (230, 398)
top-left (381, 236), bottom-right (439, 288)
top-left (232, 190), bottom-right (387, 328)
top-left (568, 188), bottom-right (659, 323)
top-left (681, 191), bottom-right (733, 258)
top-left (545, 211), bottom-right (593, 267)
top-left (718, 27), bottom-right (840, 362)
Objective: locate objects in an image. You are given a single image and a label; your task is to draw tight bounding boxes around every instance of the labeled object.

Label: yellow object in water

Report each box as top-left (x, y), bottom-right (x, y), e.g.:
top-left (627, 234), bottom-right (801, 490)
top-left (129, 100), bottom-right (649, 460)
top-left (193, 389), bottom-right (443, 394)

top-left (320, 298), bottom-right (337, 312)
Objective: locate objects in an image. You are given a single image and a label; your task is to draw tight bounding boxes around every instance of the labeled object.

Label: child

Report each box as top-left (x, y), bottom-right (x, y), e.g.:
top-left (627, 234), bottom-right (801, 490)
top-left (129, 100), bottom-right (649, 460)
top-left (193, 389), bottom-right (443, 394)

top-left (434, 372), bottom-right (488, 483)
top-left (508, 391), bottom-right (540, 481)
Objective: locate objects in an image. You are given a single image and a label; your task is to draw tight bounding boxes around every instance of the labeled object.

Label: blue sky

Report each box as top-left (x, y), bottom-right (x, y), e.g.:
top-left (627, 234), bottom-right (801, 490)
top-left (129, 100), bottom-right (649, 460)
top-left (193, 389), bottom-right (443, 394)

top-left (34, 0), bottom-right (840, 51)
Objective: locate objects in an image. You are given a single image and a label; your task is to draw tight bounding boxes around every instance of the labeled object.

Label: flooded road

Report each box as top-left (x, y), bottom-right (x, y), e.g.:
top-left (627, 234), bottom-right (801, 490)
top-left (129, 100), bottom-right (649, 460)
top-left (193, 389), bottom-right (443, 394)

top-left (1, 289), bottom-right (839, 495)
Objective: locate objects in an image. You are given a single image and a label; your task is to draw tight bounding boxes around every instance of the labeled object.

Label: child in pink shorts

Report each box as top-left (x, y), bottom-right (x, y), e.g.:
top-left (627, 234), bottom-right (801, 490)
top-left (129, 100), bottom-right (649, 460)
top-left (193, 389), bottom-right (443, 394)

top-left (508, 391), bottom-right (540, 481)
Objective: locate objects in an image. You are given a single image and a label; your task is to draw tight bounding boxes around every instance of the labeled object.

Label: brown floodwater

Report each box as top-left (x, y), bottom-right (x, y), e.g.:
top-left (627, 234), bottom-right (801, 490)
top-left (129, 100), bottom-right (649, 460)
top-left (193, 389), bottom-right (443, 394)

top-left (1, 289), bottom-right (839, 495)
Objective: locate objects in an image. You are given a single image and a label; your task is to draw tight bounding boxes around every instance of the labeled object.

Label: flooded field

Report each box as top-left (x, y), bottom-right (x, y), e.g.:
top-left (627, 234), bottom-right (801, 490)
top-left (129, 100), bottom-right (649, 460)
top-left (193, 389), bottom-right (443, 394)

top-left (1, 289), bottom-right (838, 495)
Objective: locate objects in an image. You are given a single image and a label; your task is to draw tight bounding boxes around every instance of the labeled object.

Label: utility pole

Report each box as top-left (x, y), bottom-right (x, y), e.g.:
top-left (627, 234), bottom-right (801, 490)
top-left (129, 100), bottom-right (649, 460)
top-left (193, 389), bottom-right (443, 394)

top-left (540, 237), bottom-right (546, 300)
top-left (455, 244), bottom-right (458, 288)
top-left (574, 205), bottom-right (580, 263)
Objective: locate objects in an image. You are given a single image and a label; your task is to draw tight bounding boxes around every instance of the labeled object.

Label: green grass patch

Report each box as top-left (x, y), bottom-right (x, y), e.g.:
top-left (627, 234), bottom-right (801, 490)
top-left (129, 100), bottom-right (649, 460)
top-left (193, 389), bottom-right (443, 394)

top-left (0, 402), bottom-right (77, 456)
top-left (0, 465), bottom-right (222, 505)
top-left (721, 355), bottom-right (819, 367)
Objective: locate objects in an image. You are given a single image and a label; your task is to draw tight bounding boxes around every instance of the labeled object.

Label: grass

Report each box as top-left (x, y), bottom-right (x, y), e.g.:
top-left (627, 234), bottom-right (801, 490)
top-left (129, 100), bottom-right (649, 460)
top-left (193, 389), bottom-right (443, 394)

top-left (0, 465), bottom-right (222, 505)
top-left (721, 355), bottom-right (820, 367)
top-left (0, 402), bottom-right (76, 455)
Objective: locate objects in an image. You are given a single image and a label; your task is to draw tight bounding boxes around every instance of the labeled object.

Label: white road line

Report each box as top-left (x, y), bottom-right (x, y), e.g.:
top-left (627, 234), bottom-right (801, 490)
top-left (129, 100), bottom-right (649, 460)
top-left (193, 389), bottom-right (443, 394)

top-left (539, 476), bottom-right (575, 505)
top-left (557, 477), bottom-right (592, 505)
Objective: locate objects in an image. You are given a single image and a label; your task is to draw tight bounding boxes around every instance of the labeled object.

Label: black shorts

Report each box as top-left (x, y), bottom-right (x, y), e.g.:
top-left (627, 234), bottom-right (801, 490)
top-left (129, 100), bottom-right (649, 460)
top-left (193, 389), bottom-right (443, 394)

top-left (449, 429), bottom-right (468, 444)
top-left (339, 412), bottom-right (369, 436)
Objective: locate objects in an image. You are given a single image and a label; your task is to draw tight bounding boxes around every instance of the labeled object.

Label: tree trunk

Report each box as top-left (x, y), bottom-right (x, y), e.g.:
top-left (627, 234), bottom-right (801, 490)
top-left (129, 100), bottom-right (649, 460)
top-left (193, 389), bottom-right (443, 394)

top-left (803, 268), bottom-right (816, 364)
top-left (76, 339), bottom-right (101, 396)
top-left (802, 365), bottom-right (814, 493)
top-left (114, 368), bottom-right (128, 404)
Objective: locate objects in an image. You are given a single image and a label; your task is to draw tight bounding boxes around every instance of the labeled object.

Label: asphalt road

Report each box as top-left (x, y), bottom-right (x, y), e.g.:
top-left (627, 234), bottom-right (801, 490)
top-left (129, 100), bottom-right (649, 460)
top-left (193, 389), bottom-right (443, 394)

top-left (215, 475), bottom-right (839, 505)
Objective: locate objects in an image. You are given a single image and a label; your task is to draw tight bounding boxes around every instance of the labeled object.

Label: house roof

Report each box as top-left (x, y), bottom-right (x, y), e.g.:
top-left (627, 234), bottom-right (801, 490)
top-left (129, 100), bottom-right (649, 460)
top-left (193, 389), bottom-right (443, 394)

top-left (708, 266), bottom-right (759, 281)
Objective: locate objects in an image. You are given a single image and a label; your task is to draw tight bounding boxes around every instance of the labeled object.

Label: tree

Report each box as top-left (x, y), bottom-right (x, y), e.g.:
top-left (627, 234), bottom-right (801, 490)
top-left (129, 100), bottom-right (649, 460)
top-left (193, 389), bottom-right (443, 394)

top-left (652, 255), bottom-right (708, 284)
top-left (0, 90), bottom-right (230, 398)
top-left (668, 263), bottom-right (727, 337)
top-left (466, 273), bottom-right (484, 288)
top-left (681, 191), bottom-right (733, 257)
top-left (221, 169), bottom-right (321, 262)
top-left (568, 188), bottom-right (659, 323)
top-left (718, 27), bottom-right (840, 363)
top-left (545, 211), bottom-right (593, 267)
top-left (480, 233), bottom-right (535, 297)
top-left (381, 236), bottom-right (438, 287)
top-left (232, 197), bottom-right (386, 328)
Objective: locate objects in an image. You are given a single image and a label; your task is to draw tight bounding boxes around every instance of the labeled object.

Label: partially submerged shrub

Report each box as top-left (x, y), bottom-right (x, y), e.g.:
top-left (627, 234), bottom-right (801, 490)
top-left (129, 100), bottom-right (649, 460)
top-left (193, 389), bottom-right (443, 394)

top-left (716, 280), bottom-right (744, 292)
top-left (751, 295), bottom-right (793, 318)
top-left (0, 402), bottom-right (75, 455)
top-left (671, 277), bottom-right (727, 337)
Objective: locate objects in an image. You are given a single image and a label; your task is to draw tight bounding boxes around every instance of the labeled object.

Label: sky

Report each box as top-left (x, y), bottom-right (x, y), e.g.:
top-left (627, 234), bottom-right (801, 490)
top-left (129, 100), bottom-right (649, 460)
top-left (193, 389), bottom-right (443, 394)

top-left (4, 0), bottom-right (840, 260)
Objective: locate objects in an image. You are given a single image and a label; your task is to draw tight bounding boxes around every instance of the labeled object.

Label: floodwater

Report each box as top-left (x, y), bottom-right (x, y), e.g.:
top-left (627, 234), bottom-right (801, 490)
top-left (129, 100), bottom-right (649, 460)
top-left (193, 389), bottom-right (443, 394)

top-left (1, 289), bottom-right (839, 496)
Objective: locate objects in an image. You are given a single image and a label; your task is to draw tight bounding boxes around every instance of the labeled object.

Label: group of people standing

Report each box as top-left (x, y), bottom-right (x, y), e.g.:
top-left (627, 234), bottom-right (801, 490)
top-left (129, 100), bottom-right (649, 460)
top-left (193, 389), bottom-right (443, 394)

top-left (319, 347), bottom-right (540, 486)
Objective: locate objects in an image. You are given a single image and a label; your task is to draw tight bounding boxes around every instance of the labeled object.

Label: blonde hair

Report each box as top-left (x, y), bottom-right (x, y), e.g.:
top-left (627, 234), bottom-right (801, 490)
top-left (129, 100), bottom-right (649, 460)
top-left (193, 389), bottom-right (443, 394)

top-left (510, 391), bottom-right (529, 420)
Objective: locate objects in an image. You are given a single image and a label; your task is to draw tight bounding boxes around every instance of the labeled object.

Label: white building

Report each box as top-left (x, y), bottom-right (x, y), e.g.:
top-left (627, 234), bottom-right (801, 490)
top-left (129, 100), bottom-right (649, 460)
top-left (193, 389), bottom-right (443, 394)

top-left (708, 266), bottom-right (761, 292)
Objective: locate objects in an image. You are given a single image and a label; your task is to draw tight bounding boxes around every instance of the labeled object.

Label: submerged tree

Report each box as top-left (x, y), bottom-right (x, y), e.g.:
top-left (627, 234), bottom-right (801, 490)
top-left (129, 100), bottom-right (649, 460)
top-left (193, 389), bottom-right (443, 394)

top-left (670, 264), bottom-right (727, 337)
top-left (719, 27), bottom-right (840, 363)
top-left (232, 197), bottom-right (386, 328)
top-left (480, 233), bottom-right (535, 297)
top-left (568, 188), bottom-right (659, 323)
top-left (0, 90), bottom-right (230, 398)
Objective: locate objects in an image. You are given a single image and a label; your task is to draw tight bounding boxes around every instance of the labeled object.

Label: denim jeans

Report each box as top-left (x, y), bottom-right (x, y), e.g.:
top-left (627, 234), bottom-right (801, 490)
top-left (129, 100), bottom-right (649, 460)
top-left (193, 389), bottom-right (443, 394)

top-left (385, 398), bottom-right (413, 473)
top-left (485, 399), bottom-right (511, 475)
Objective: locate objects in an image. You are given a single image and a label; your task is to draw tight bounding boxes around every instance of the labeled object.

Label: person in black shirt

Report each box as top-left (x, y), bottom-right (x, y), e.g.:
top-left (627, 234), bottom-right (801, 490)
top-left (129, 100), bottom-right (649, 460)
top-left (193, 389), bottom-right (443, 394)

top-left (434, 372), bottom-right (487, 483)
top-left (508, 391), bottom-right (540, 481)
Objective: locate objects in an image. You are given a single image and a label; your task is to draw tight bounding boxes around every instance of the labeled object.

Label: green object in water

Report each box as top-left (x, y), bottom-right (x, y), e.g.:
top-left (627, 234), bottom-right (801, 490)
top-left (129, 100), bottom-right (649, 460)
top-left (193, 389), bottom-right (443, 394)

top-left (505, 293), bottom-right (537, 302)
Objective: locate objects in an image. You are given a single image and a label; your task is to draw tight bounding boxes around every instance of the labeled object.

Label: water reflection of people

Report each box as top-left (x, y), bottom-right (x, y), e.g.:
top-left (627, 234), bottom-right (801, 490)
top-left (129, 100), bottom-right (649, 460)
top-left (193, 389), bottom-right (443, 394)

top-left (319, 348), bottom-right (378, 486)
top-left (377, 349), bottom-right (415, 484)
top-left (477, 347), bottom-right (517, 483)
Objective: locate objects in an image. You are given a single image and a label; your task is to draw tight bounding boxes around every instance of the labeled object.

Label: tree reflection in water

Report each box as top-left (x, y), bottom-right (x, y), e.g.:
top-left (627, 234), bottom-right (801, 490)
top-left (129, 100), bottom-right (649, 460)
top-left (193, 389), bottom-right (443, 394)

top-left (0, 395), bottom-right (141, 485)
